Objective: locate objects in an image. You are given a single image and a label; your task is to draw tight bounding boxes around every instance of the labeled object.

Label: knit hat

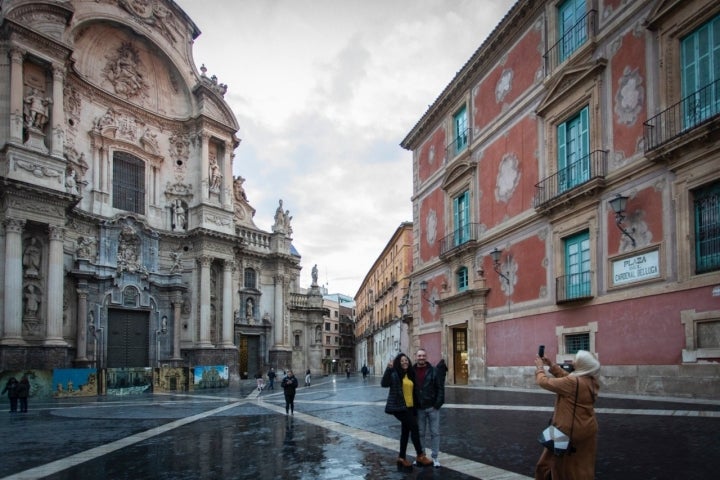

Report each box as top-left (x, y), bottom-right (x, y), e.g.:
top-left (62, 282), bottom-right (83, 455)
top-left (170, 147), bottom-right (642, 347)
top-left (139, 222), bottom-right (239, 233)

top-left (570, 350), bottom-right (600, 377)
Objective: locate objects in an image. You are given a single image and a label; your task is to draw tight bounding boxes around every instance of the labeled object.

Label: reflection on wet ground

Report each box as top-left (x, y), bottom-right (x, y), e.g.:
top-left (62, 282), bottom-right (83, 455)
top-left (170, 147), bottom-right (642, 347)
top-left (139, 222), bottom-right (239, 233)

top-left (2, 375), bottom-right (720, 480)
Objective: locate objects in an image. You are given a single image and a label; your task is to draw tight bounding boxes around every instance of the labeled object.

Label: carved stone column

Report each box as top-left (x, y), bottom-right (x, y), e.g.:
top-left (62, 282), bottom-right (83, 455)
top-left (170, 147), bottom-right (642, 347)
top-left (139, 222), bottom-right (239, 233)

top-left (75, 285), bottom-right (88, 362)
top-left (9, 49), bottom-right (24, 143)
top-left (45, 226), bottom-right (66, 345)
top-left (198, 256), bottom-right (213, 347)
top-left (223, 142), bottom-right (234, 208)
top-left (221, 260), bottom-right (234, 347)
top-left (172, 293), bottom-right (183, 360)
top-left (273, 274), bottom-right (284, 347)
top-left (51, 64), bottom-right (65, 157)
top-left (200, 133), bottom-right (210, 201)
top-left (1, 219), bottom-right (24, 344)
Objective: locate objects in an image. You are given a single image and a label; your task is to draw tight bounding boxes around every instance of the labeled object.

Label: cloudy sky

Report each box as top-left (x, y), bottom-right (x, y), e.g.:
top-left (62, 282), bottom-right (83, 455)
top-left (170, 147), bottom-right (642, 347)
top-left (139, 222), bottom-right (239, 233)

top-left (175, 0), bottom-right (516, 296)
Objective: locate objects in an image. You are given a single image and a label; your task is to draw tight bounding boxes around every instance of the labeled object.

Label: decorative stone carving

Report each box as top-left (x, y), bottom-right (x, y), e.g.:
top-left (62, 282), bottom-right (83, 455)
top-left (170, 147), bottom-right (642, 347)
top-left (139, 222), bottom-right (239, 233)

top-left (117, 223), bottom-right (146, 274)
top-left (495, 153), bottom-right (521, 203)
top-left (169, 249), bottom-right (183, 274)
top-left (103, 42), bottom-right (149, 101)
top-left (76, 236), bottom-right (96, 260)
top-left (95, 107), bottom-right (117, 131)
top-left (14, 160), bottom-right (63, 181)
top-left (24, 284), bottom-right (41, 317)
top-left (140, 128), bottom-right (159, 154)
top-left (118, 0), bottom-right (181, 44)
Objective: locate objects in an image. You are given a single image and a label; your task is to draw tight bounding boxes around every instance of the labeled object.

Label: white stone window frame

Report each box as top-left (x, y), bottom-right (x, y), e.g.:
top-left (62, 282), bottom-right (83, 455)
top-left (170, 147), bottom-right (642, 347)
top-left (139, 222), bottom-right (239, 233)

top-left (555, 320), bottom-right (598, 364)
top-left (681, 309), bottom-right (720, 363)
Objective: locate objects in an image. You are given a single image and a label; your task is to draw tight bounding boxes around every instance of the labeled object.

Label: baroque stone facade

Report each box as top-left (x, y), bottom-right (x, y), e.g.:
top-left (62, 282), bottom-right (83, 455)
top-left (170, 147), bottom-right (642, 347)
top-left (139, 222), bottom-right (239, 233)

top-left (0, 0), bottom-right (322, 379)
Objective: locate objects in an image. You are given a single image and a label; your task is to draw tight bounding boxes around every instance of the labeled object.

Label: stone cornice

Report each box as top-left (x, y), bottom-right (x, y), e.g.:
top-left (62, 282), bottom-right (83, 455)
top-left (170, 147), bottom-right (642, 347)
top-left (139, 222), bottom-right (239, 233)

top-left (400, 0), bottom-right (543, 150)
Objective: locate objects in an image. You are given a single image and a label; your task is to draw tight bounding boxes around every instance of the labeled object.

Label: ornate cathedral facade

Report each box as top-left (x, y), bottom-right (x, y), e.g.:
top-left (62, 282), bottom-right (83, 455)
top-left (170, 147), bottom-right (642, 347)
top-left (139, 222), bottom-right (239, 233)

top-left (0, 0), bottom-right (324, 380)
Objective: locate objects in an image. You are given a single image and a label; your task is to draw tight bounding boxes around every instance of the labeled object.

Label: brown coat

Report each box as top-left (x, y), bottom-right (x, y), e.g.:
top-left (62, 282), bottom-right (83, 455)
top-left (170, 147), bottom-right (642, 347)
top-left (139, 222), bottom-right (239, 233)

top-left (535, 365), bottom-right (599, 480)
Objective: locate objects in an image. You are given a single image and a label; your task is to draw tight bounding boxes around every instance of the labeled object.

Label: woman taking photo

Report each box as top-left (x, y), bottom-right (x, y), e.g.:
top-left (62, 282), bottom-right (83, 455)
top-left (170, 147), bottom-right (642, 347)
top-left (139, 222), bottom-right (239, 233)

top-left (534, 349), bottom-right (600, 480)
top-left (382, 353), bottom-right (433, 469)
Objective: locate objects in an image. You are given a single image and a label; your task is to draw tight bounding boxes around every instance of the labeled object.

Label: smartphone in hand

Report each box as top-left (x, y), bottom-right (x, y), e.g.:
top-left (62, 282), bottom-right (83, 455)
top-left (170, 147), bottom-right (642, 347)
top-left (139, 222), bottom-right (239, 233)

top-left (538, 345), bottom-right (545, 358)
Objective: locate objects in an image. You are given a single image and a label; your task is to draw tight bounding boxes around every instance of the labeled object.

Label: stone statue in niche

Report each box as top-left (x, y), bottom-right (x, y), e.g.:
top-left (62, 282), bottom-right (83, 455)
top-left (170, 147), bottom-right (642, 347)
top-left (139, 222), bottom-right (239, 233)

top-left (65, 168), bottom-right (79, 195)
top-left (171, 199), bottom-right (187, 231)
top-left (23, 87), bottom-right (52, 130)
top-left (208, 154), bottom-right (222, 193)
top-left (23, 237), bottom-right (42, 277)
top-left (246, 298), bottom-right (254, 320)
top-left (24, 284), bottom-right (41, 317)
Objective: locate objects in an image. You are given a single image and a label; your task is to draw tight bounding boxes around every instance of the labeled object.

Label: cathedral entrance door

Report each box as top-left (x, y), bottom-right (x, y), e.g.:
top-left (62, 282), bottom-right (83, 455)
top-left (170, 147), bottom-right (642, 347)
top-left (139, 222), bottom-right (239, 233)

top-left (107, 309), bottom-right (150, 368)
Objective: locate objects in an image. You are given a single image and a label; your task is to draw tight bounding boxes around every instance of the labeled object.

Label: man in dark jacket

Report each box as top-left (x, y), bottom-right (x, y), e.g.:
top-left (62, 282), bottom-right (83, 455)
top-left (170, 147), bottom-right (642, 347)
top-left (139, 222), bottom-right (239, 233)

top-left (413, 349), bottom-right (445, 467)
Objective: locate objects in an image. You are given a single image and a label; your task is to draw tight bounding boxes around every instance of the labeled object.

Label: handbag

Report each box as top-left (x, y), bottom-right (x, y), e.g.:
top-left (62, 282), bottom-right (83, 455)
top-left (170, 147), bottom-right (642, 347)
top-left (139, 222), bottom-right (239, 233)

top-left (538, 378), bottom-right (579, 456)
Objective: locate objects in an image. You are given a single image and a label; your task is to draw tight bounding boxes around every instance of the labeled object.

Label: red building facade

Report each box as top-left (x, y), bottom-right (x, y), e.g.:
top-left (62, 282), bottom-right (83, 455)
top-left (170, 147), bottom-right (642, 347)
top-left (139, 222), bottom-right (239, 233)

top-left (402, 0), bottom-right (719, 397)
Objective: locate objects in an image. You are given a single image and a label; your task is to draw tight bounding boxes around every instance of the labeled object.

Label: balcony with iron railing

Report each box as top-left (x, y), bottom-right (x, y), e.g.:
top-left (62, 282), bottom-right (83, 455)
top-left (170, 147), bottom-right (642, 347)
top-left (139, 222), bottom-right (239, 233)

top-left (445, 128), bottom-right (470, 161)
top-left (534, 150), bottom-right (607, 211)
top-left (440, 223), bottom-right (480, 257)
top-left (556, 271), bottom-right (594, 303)
top-left (644, 78), bottom-right (720, 153)
top-left (544, 10), bottom-right (597, 75)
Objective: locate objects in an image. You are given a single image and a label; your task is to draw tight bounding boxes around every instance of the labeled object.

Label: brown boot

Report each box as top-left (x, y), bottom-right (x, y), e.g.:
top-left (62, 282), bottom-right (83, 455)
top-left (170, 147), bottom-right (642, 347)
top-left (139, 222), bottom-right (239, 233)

top-left (415, 453), bottom-right (433, 467)
top-left (396, 457), bottom-right (412, 468)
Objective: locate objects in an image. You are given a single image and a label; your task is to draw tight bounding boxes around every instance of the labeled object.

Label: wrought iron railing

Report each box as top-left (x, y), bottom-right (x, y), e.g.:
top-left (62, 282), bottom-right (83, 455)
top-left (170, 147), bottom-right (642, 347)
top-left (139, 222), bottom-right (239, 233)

top-left (556, 271), bottom-right (594, 303)
top-left (445, 128), bottom-right (470, 160)
top-left (695, 189), bottom-right (720, 274)
top-left (543, 10), bottom-right (597, 74)
top-left (644, 78), bottom-right (720, 152)
top-left (440, 223), bottom-right (480, 256)
top-left (534, 150), bottom-right (607, 207)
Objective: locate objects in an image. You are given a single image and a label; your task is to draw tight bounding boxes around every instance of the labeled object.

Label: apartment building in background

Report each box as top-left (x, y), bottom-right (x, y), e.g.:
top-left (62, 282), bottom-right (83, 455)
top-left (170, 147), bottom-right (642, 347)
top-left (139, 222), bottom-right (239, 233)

top-left (355, 222), bottom-right (413, 375)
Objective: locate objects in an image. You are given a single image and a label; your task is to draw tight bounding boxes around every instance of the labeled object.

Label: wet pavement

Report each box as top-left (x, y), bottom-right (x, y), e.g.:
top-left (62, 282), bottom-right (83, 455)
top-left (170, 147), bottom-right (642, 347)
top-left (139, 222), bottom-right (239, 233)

top-left (2, 375), bottom-right (720, 479)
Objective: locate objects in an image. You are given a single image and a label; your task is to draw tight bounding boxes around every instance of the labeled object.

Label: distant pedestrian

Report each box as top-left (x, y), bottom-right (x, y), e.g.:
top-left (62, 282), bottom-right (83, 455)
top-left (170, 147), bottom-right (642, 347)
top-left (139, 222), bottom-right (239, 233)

top-left (267, 368), bottom-right (276, 390)
top-left (361, 364), bottom-right (369, 380)
top-left (304, 368), bottom-right (311, 387)
top-left (254, 370), bottom-right (264, 391)
top-left (382, 352), bottom-right (433, 470)
top-left (413, 349), bottom-right (445, 468)
top-left (534, 350), bottom-right (600, 480)
top-left (16, 376), bottom-right (30, 413)
top-left (346, 365), bottom-right (351, 379)
top-left (281, 370), bottom-right (299, 415)
top-left (2, 376), bottom-right (19, 413)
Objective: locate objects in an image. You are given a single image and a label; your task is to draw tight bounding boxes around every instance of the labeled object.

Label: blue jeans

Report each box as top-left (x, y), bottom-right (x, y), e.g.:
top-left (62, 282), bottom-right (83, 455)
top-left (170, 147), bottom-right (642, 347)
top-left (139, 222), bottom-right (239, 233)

top-left (417, 407), bottom-right (440, 458)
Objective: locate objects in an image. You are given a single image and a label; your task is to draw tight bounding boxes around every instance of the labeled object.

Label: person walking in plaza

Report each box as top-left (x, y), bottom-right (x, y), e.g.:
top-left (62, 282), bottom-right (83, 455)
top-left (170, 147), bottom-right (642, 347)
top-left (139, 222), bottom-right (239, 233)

top-left (346, 365), bottom-right (351, 379)
top-left (267, 368), bottom-right (276, 390)
top-left (382, 352), bottom-right (433, 470)
top-left (304, 368), bottom-right (311, 387)
top-left (534, 350), bottom-right (600, 480)
top-left (361, 364), bottom-right (369, 380)
top-left (2, 376), bottom-right (19, 413)
top-left (413, 349), bottom-right (445, 468)
top-left (16, 375), bottom-right (30, 413)
top-left (254, 370), bottom-right (264, 392)
top-left (281, 370), bottom-right (299, 415)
